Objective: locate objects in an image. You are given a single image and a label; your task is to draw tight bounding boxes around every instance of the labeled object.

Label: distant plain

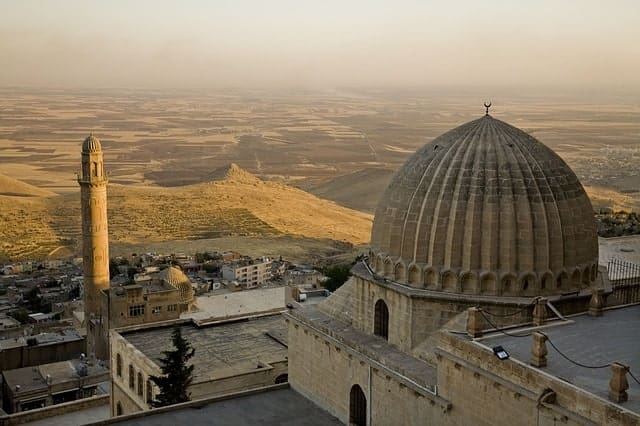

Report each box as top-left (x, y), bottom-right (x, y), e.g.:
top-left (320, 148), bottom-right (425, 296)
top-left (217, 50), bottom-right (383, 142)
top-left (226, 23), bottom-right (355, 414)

top-left (0, 88), bottom-right (638, 260)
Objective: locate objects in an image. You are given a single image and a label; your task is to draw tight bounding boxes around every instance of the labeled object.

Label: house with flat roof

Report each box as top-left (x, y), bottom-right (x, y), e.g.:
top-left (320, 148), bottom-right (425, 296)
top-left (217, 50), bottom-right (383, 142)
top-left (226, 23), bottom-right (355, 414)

top-left (110, 313), bottom-right (288, 417)
top-left (1, 357), bottom-right (109, 414)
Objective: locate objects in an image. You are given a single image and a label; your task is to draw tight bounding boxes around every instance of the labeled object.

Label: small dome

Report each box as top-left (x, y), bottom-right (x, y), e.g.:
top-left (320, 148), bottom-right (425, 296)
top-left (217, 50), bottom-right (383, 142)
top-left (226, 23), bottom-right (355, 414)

top-left (159, 266), bottom-right (194, 305)
top-left (369, 115), bottom-right (598, 297)
top-left (82, 134), bottom-right (102, 153)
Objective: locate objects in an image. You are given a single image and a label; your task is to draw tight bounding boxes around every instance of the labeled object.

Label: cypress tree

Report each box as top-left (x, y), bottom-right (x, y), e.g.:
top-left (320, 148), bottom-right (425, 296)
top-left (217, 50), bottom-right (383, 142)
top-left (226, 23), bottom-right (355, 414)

top-left (150, 325), bottom-right (195, 407)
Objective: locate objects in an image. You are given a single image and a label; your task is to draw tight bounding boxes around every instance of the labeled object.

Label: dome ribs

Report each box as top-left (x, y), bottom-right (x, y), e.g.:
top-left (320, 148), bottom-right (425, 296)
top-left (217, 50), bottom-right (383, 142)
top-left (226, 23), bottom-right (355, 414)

top-left (444, 120), bottom-right (483, 272)
top-left (479, 120), bottom-right (501, 273)
top-left (461, 122), bottom-right (486, 272)
top-left (412, 125), bottom-right (473, 266)
top-left (398, 128), bottom-right (463, 262)
top-left (505, 124), bottom-right (544, 274)
top-left (432, 120), bottom-right (482, 270)
top-left (368, 114), bottom-right (597, 296)
top-left (510, 131), bottom-right (563, 272)
top-left (491, 121), bottom-right (520, 275)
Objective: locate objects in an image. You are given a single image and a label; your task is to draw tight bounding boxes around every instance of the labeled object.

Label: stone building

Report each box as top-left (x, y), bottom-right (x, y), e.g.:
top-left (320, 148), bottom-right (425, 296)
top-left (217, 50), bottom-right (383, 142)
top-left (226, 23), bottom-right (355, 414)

top-left (100, 281), bottom-right (184, 330)
top-left (77, 134), bottom-right (111, 360)
top-left (221, 257), bottom-right (273, 288)
top-left (0, 329), bottom-right (84, 371)
top-left (155, 266), bottom-right (195, 311)
top-left (109, 313), bottom-right (288, 416)
top-left (285, 114), bottom-right (640, 425)
top-left (1, 357), bottom-right (109, 414)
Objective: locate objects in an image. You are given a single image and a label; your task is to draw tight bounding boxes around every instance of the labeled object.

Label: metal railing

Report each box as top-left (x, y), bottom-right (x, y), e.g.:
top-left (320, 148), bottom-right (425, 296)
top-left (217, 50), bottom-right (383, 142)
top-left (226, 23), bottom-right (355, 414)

top-left (607, 258), bottom-right (640, 305)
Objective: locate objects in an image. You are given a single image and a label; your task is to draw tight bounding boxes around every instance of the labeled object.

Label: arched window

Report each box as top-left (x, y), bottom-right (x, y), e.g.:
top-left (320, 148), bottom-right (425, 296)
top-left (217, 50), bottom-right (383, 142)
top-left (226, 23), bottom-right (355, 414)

top-left (129, 365), bottom-right (134, 389)
top-left (571, 269), bottom-right (581, 286)
top-left (137, 372), bottom-right (143, 396)
top-left (407, 265), bottom-right (420, 285)
top-left (275, 374), bottom-right (288, 384)
top-left (383, 260), bottom-right (393, 277)
top-left (349, 384), bottom-right (367, 426)
top-left (374, 299), bottom-right (389, 340)
top-left (116, 353), bottom-right (122, 377)
top-left (116, 402), bottom-right (123, 416)
top-left (146, 379), bottom-right (153, 404)
top-left (92, 162), bottom-right (98, 177)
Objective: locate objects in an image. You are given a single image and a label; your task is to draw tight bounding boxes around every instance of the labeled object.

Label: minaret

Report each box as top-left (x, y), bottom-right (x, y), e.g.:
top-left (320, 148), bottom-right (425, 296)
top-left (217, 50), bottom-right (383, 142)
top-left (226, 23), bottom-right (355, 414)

top-left (78, 134), bottom-right (110, 358)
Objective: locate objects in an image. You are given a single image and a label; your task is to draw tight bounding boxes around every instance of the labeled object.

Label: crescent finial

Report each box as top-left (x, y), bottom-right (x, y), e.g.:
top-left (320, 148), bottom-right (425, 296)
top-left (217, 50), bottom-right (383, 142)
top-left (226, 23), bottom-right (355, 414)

top-left (484, 102), bottom-right (492, 116)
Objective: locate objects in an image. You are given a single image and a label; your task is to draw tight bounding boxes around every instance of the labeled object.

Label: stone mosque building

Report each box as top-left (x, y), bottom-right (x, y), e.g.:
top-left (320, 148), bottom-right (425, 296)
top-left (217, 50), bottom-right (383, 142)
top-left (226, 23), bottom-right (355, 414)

top-left (285, 114), bottom-right (639, 425)
top-left (80, 113), bottom-right (640, 426)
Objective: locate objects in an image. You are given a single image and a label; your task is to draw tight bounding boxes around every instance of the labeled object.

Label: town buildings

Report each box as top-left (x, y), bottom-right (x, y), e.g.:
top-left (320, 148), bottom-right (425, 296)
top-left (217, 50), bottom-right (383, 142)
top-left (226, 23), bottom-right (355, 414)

top-left (221, 257), bottom-right (274, 288)
top-left (110, 313), bottom-right (288, 416)
top-left (1, 357), bottom-right (109, 414)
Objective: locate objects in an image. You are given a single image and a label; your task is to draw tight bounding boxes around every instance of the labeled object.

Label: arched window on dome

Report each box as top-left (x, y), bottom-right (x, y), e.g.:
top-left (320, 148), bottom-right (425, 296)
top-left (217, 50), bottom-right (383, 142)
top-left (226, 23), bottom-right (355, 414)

top-left (374, 299), bottom-right (389, 340)
top-left (571, 269), bottom-right (581, 287)
top-left (375, 255), bottom-right (384, 274)
top-left (581, 267), bottom-right (590, 286)
top-left (520, 274), bottom-right (536, 296)
top-left (541, 273), bottom-right (553, 293)
top-left (383, 259), bottom-right (393, 278)
top-left (460, 273), bottom-right (476, 294)
top-left (480, 274), bottom-right (496, 295)
top-left (501, 275), bottom-right (516, 296)
top-left (424, 268), bottom-right (438, 289)
top-left (407, 265), bottom-right (420, 286)
top-left (442, 271), bottom-right (457, 292)
top-left (394, 262), bottom-right (406, 282)
top-left (349, 384), bottom-right (367, 426)
top-left (556, 271), bottom-right (569, 289)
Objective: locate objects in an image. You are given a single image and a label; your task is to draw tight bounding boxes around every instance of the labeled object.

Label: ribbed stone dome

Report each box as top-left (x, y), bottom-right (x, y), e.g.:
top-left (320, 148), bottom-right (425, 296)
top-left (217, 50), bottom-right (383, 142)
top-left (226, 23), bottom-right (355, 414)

top-left (159, 266), bottom-right (195, 304)
top-left (82, 134), bottom-right (102, 153)
top-left (369, 115), bottom-right (598, 297)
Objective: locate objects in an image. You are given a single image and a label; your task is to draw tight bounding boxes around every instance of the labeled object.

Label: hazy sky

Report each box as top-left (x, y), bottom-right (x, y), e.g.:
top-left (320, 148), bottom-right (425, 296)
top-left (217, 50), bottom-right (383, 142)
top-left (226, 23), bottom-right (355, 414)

top-left (2, 0), bottom-right (639, 90)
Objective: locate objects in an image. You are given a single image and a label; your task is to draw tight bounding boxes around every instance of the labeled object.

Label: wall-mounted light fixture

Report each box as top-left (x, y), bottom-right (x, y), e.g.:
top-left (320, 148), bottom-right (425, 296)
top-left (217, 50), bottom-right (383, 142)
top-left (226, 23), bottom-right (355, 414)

top-left (493, 345), bottom-right (509, 360)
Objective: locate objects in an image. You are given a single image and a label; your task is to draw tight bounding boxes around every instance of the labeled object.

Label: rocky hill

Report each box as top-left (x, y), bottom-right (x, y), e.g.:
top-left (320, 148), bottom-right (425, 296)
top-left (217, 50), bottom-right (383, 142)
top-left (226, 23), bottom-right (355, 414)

top-left (304, 167), bottom-right (395, 213)
top-left (0, 167), bottom-right (372, 261)
top-left (0, 173), bottom-right (56, 197)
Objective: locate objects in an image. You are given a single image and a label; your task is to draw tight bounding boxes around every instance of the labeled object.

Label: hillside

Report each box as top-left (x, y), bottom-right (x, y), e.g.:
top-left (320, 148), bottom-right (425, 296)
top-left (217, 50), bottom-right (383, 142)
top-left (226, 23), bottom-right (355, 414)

top-left (304, 168), bottom-right (395, 213)
top-left (0, 167), bottom-right (373, 261)
top-left (0, 173), bottom-right (56, 197)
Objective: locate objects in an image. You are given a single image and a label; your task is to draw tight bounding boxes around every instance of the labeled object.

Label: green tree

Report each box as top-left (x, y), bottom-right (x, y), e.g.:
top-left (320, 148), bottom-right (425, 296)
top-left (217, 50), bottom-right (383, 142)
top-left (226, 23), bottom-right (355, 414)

top-left (8, 308), bottom-right (29, 324)
top-left (322, 263), bottom-right (352, 291)
top-left (150, 326), bottom-right (195, 407)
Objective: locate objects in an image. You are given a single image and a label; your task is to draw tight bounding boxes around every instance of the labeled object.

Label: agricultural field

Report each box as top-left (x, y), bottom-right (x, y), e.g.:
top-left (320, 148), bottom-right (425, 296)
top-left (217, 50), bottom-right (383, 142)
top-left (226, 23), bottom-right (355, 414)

top-left (0, 87), bottom-right (637, 260)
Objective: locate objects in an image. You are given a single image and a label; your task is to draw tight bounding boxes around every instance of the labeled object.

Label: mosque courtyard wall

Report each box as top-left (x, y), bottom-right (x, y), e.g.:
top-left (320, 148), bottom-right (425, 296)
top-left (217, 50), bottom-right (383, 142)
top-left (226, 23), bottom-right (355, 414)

top-left (436, 332), bottom-right (639, 426)
top-left (287, 316), bottom-right (445, 425)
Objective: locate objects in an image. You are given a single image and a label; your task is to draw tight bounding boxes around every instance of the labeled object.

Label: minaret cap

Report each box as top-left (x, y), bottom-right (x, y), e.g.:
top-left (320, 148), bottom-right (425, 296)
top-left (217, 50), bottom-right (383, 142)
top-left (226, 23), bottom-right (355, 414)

top-left (82, 134), bottom-right (102, 153)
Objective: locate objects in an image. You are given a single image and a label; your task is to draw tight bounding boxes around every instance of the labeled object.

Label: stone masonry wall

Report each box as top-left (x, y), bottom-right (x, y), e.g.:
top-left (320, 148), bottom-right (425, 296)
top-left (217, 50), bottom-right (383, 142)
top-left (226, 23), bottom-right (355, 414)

top-left (287, 316), bottom-right (448, 425)
top-left (436, 332), bottom-right (639, 426)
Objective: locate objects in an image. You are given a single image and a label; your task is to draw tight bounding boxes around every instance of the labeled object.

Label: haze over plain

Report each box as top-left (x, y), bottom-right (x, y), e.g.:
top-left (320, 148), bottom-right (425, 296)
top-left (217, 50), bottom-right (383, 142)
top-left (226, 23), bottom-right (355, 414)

top-left (1, 1), bottom-right (639, 91)
top-left (1, 1), bottom-right (639, 261)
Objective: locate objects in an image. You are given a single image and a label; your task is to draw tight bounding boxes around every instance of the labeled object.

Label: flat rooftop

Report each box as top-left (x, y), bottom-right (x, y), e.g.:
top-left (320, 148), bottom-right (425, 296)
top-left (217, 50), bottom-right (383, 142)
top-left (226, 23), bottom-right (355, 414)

top-left (479, 304), bottom-right (640, 414)
top-left (121, 314), bottom-right (287, 382)
top-left (3, 359), bottom-right (109, 393)
top-left (90, 387), bottom-right (340, 426)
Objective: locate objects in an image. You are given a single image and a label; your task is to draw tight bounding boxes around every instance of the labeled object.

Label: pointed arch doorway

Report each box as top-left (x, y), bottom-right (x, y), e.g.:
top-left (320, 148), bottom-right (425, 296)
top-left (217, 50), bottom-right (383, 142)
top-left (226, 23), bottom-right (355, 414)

top-left (349, 384), bottom-right (367, 426)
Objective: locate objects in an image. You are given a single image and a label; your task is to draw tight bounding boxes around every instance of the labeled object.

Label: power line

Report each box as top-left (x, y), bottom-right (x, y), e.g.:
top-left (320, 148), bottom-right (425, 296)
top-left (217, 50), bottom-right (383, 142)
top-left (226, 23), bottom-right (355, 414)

top-left (481, 305), bottom-right (530, 318)
top-left (479, 309), bottom-right (532, 338)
